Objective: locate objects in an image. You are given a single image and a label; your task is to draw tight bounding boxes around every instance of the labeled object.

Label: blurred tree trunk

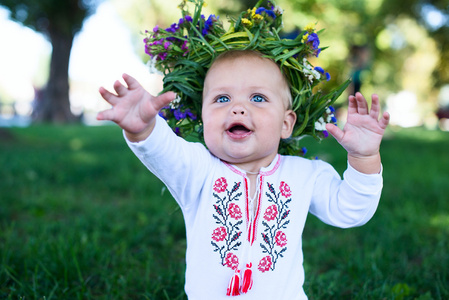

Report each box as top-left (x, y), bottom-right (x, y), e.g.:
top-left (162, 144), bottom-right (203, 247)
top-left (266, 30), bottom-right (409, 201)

top-left (0, 0), bottom-right (98, 124)
top-left (34, 29), bottom-right (77, 123)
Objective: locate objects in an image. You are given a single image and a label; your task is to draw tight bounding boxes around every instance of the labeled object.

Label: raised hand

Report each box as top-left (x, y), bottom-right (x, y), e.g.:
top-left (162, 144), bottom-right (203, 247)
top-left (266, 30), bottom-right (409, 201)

top-left (97, 73), bottom-right (176, 142)
top-left (326, 92), bottom-right (390, 174)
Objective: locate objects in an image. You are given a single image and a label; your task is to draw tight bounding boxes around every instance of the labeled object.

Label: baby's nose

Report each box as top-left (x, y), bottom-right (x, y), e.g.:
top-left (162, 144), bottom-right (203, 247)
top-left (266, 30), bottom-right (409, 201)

top-left (232, 104), bottom-right (247, 115)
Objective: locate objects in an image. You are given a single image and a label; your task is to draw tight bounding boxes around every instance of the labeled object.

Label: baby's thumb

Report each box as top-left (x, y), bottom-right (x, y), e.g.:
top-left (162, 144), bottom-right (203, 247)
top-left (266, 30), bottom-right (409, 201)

top-left (325, 123), bottom-right (344, 142)
top-left (153, 91), bottom-right (178, 112)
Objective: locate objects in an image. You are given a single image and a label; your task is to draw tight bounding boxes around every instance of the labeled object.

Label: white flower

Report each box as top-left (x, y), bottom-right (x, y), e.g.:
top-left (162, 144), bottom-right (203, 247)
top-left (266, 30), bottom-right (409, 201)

top-left (147, 56), bottom-right (163, 75)
top-left (308, 75), bottom-right (314, 83)
top-left (273, 5), bottom-right (284, 15)
top-left (314, 117), bottom-right (326, 131)
top-left (312, 69), bottom-right (321, 80)
top-left (303, 58), bottom-right (313, 70)
top-left (169, 94), bottom-right (181, 109)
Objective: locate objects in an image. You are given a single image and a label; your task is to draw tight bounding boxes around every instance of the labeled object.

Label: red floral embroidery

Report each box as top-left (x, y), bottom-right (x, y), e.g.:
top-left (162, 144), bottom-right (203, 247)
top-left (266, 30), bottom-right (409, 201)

top-left (213, 177), bottom-right (228, 193)
top-left (279, 181), bottom-right (291, 198)
top-left (263, 205), bottom-right (278, 221)
top-left (224, 252), bottom-right (239, 270)
top-left (212, 226), bottom-right (227, 242)
top-left (211, 179), bottom-right (243, 269)
top-left (258, 256), bottom-right (272, 273)
top-left (275, 231), bottom-right (287, 247)
top-left (259, 181), bottom-right (291, 273)
top-left (228, 203), bottom-right (242, 220)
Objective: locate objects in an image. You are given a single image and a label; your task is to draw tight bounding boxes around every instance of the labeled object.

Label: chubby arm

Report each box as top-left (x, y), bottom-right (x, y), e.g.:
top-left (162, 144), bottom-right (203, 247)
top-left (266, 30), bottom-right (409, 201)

top-left (97, 73), bottom-right (176, 142)
top-left (326, 92), bottom-right (390, 174)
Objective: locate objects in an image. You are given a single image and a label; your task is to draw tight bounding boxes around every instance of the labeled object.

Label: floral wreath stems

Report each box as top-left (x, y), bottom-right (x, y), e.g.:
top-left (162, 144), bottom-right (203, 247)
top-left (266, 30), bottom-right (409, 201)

top-left (144, 0), bottom-right (351, 156)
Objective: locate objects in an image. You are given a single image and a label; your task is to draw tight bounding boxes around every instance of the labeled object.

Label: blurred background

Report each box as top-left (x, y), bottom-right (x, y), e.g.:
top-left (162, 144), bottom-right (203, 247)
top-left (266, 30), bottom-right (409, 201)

top-left (0, 0), bottom-right (448, 129)
top-left (1, 1), bottom-right (448, 299)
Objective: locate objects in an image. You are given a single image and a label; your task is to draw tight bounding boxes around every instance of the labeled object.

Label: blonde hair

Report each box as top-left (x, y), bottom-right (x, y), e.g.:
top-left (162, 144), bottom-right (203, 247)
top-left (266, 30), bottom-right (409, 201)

top-left (206, 50), bottom-right (293, 109)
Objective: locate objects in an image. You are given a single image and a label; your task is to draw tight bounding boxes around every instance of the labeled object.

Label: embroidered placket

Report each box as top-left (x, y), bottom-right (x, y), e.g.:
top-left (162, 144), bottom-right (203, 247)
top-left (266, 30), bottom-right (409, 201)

top-left (221, 155), bottom-right (288, 296)
top-left (222, 155), bottom-right (289, 295)
top-left (245, 176), bottom-right (263, 245)
top-left (237, 175), bottom-right (263, 295)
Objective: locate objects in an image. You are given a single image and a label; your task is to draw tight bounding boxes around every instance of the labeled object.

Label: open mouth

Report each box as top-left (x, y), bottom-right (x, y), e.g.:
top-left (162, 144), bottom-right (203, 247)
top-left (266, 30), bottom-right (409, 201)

top-left (229, 124), bottom-right (250, 134)
top-left (227, 123), bottom-right (252, 139)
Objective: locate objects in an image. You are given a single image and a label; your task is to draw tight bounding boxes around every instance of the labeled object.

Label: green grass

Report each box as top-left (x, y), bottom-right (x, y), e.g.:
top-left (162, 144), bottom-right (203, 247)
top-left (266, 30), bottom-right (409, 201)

top-left (1, 125), bottom-right (448, 299)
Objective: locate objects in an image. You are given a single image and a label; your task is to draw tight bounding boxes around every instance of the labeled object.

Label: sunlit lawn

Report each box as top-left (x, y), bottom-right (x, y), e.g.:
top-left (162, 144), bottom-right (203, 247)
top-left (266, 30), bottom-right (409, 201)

top-left (1, 124), bottom-right (448, 299)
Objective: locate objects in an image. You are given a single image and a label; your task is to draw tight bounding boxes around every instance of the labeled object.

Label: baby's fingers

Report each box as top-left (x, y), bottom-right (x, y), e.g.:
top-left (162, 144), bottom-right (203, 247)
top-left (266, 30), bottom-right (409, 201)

top-left (151, 91), bottom-right (178, 112)
top-left (379, 112), bottom-right (390, 130)
top-left (369, 94), bottom-right (381, 119)
top-left (99, 87), bottom-right (119, 105)
top-left (113, 79), bottom-right (128, 96)
top-left (122, 73), bottom-right (141, 90)
top-left (326, 123), bottom-right (344, 143)
top-left (96, 108), bottom-right (116, 122)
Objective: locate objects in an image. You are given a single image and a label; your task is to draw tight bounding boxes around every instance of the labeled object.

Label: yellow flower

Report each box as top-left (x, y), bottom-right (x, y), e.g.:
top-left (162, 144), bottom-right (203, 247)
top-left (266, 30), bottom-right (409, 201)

top-left (248, 7), bottom-right (256, 17)
top-left (253, 14), bottom-right (264, 21)
top-left (177, 0), bottom-right (187, 9)
top-left (304, 22), bottom-right (316, 33)
top-left (242, 18), bottom-right (253, 27)
top-left (302, 33), bottom-right (309, 41)
top-left (202, 1), bottom-right (207, 7)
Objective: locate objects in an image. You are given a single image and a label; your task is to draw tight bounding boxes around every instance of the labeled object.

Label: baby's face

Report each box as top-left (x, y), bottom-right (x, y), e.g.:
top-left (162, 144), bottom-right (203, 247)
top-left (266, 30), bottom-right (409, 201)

top-left (202, 56), bottom-right (296, 171)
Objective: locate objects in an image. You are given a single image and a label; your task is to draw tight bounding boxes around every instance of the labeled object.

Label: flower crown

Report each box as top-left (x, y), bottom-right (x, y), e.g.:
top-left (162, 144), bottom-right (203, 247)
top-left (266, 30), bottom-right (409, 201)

top-left (144, 0), bottom-right (350, 156)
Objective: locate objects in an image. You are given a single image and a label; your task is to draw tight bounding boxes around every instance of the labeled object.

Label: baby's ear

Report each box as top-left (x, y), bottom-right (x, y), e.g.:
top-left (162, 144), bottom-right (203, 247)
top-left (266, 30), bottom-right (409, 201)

top-left (281, 110), bottom-right (297, 139)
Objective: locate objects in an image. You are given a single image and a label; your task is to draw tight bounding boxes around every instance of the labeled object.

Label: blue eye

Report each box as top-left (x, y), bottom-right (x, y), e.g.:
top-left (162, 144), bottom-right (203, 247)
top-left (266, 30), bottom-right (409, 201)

top-left (216, 96), bottom-right (230, 103)
top-left (251, 95), bottom-right (266, 102)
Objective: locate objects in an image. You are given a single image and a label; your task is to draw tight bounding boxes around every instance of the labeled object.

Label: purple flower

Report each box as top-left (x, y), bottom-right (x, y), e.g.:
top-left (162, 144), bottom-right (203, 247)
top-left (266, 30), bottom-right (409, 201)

top-left (255, 7), bottom-right (276, 19)
top-left (323, 130), bottom-right (329, 138)
top-left (314, 66), bottom-right (324, 74)
top-left (307, 33), bottom-right (320, 50)
top-left (158, 52), bottom-right (168, 61)
top-left (314, 67), bottom-right (331, 81)
top-left (202, 14), bottom-right (217, 36)
top-left (181, 40), bottom-right (188, 51)
top-left (153, 25), bottom-right (159, 33)
top-left (145, 46), bottom-right (152, 56)
top-left (153, 39), bottom-right (163, 46)
top-left (166, 22), bottom-right (179, 33)
top-left (329, 106), bottom-right (335, 113)
top-left (265, 9), bottom-right (276, 19)
top-left (174, 109), bottom-right (186, 120)
top-left (158, 110), bottom-right (167, 120)
top-left (301, 147), bottom-right (307, 155)
top-left (186, 109), bottom-right (197, 120)
top-left (255, 7), bottom-right (266, 14)
top-left (331, 116), bottom-right (337, 123)
top-left (163, 41), bottom-right (171, 50)
top-left (185, 15), bottom-right (193, 22)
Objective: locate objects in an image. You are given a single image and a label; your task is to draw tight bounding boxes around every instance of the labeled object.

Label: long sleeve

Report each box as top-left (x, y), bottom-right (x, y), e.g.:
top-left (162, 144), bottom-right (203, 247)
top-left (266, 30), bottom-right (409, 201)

top-left (124, 115), bottom-right (214, 211)
top-left (309, 160), bottom-right (383, 228)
